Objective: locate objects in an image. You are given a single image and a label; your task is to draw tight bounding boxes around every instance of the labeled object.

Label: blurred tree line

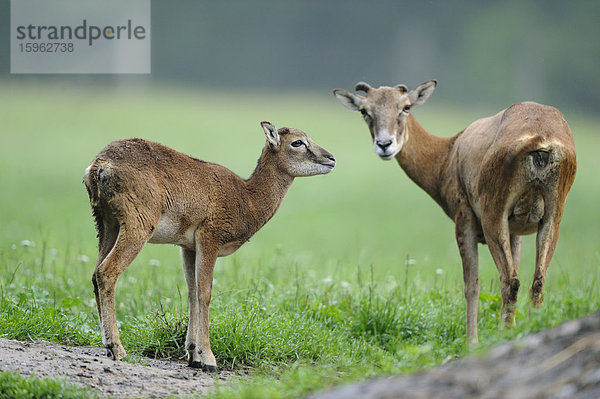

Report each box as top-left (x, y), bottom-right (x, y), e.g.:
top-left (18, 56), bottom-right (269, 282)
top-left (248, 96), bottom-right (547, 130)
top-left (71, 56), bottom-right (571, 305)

top-left (1, 0), bottom-right (598, 112)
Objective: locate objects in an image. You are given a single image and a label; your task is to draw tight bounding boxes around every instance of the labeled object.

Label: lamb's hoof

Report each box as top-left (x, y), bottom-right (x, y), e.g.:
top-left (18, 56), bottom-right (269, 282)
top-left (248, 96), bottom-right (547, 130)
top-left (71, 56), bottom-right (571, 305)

top-left (105, 344), bottom-right (126, 361)
top-left (203, 364), bottom-right (218, 373)
top-left (188, 360), bottom-right (218, 373)
top-left (466, 337), bottom-right (479, 349)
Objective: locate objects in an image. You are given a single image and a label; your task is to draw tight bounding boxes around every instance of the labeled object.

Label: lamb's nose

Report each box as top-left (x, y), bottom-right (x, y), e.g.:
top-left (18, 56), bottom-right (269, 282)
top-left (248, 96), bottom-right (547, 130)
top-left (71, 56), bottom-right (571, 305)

top-left (327, 155), bottom-right (336, 163)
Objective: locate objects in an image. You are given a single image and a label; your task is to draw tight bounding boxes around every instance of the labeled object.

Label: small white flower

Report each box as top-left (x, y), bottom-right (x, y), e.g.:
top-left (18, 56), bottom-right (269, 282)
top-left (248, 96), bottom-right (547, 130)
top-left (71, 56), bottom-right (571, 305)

top-left (149, 259), bottom-right (161, 267)
top-left (21, 240), bottom-right (35, 247)
top-left (405, 258), bottom-right (417, 265)
top-left (435, 268), bottom-right (444, 275)
top-left (11, 244), bottom-right (16, 250)
top-left (49, 248), bottom-right (58, 258)
top-left (340, 281), bottom-right (351, 289)
top-left (322, 277), bottom-right (333, 284)
top-left (77, 254), bottom-right (90, 263)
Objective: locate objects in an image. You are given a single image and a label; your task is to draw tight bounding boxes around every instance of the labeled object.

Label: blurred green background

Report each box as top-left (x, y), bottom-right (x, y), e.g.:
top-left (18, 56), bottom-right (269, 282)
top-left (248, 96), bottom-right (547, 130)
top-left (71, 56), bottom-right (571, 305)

top-left (1, 0), bottom-right (599, 320)
top-left (1, 1), bottom-right (600, 112)
top-left (0, 0), bottom-right (598, 322)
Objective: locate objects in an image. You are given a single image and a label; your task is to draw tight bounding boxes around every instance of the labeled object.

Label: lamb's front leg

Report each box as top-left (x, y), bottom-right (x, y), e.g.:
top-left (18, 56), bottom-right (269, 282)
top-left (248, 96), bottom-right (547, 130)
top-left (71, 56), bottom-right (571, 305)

top-left (195, 244), bottom-right (218, 372)
top-left (182, 242), bottom-right (218, 372)
top-left (181, 248), bottom-right (202, 368)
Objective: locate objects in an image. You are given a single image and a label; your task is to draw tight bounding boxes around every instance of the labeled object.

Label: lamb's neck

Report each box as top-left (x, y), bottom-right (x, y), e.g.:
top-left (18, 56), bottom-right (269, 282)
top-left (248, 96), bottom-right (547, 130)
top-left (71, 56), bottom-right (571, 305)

top-left (244, 146), bottom-right (294, 229)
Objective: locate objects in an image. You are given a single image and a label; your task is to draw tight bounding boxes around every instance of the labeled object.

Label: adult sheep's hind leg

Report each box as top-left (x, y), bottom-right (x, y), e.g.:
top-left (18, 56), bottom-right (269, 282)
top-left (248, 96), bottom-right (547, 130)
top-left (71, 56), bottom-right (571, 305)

top-left (531, 195), bottom-right (563, 307)
top-left (481, 211), bottom-right (520, 327)
top-left (510, 235), bottom-right (522, 275)
top-left (455, 204), bottom-right (481, 346)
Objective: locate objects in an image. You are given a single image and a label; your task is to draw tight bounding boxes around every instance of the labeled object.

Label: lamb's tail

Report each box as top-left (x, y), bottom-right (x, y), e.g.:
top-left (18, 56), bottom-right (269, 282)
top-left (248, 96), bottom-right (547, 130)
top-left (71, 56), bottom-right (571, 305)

top-left (83, 163), bottom-right (98, 205)
top-left (83, 159), bottom-right (112, 238)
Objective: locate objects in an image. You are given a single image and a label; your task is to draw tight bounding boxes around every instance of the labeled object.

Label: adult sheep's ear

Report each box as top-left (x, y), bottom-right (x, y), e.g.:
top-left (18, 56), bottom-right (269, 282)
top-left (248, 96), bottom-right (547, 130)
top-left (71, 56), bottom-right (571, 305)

top-left (333, 88), bottom-right (365, 111)
top-left (408, 80), bottom-right (437, 105)
top-left (261, 121), bottom-right (280, 147)
top-left (354, 81), bottom-right (373, 93)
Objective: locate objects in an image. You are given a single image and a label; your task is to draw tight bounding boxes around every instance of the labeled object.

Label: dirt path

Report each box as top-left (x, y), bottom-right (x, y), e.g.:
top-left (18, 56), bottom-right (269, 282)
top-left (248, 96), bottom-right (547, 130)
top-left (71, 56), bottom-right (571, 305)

top-left (0, 339), bottom-right (236, 398)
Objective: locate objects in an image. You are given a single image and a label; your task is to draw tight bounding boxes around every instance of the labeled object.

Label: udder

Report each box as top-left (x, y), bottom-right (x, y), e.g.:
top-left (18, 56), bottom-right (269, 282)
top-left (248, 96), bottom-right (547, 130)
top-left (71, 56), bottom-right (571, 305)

top-left (508, 190), bottom-right (544, 235)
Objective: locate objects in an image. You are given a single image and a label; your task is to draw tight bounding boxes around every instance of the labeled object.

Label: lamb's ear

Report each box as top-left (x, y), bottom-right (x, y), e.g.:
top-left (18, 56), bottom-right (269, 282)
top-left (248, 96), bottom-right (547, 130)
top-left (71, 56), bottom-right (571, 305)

top-left (333, 89), bottom-right (365, 111)
top-left (408, 80), bottom-right (437, 105)
top-left (261, 121), bottom-right (280, 147)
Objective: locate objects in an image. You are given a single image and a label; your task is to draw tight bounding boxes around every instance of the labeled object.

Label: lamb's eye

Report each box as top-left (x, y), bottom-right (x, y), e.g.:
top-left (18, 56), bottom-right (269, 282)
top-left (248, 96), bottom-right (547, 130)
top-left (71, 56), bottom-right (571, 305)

top-left (291, 140), bottom-right (304, 148)
top-left (403, 104), bottom-right (411, 112)
top-left (360, 109), bottom-right (371, 119)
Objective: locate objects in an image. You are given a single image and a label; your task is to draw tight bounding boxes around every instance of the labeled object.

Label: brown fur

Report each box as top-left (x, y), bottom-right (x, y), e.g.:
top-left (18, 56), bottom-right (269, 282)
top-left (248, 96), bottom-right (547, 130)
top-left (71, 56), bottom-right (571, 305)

top-left (334, 82), bottom-right (576, 345)
top-left (83, 122), bottom-right (335, 370)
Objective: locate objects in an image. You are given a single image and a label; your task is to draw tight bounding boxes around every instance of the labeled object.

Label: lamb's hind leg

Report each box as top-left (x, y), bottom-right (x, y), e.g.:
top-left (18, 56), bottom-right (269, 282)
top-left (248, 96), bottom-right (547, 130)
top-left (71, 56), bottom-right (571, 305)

top-left (92, 214), bottom-right (119, 327)
top-left (92, 219), bottom-right (151, 360)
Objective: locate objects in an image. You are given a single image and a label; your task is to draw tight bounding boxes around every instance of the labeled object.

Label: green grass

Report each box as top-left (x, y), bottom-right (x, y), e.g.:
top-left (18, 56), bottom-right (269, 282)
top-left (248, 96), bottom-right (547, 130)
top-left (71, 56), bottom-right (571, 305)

top-left (0, 372), bottom-right (99, 399)
top-left (0, 83), bottom-right (599, 398)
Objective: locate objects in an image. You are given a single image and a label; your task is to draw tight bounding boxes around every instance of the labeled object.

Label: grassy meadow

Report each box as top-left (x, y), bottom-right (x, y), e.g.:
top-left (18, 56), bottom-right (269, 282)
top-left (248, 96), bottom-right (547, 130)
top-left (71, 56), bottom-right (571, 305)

top-left (0, 83), bottom-right (599, 398)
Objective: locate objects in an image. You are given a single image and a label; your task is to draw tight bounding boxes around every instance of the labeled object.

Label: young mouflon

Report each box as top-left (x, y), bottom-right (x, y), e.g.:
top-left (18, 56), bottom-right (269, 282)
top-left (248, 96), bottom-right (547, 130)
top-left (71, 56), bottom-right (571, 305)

top-left (334, 80), bottom-right (576, 345)
top-left (84, 121), bottom-right (335, 371)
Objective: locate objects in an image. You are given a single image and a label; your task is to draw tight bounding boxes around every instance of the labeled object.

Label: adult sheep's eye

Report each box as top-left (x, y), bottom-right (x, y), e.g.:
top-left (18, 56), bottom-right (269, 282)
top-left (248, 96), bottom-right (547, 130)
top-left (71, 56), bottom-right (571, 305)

top-left (403, 104), bottom-right (412, 112)
top-left (291, 140), bottom-right (304, 148)
top-left (360, 109), bottom-right (370, 118)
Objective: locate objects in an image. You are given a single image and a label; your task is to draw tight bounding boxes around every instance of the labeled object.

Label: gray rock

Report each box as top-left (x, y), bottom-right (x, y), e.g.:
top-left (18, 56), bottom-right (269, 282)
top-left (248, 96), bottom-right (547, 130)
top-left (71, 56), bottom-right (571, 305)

top-left (308, 312), bottom-right (600, 399)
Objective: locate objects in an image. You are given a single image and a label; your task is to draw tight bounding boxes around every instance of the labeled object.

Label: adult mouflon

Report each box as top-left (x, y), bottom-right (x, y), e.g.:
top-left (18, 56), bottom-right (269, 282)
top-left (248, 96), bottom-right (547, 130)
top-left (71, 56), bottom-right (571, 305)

top-left (334, 80), bottom-right (576, 344)
top-left (84, 121), bottom-right (335, 371)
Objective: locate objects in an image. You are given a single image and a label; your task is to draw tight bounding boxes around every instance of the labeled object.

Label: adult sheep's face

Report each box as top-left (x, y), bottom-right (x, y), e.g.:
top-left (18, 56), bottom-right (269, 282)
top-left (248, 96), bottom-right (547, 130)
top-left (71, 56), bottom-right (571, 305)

top-left (333, 80), bottom-right (437, 160)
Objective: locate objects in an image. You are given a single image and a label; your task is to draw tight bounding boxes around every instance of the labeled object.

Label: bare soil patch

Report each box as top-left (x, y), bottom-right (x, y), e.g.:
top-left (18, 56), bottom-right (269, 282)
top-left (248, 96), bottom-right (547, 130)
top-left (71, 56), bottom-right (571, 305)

top-left (0, 339), bottom-right (236, 398)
